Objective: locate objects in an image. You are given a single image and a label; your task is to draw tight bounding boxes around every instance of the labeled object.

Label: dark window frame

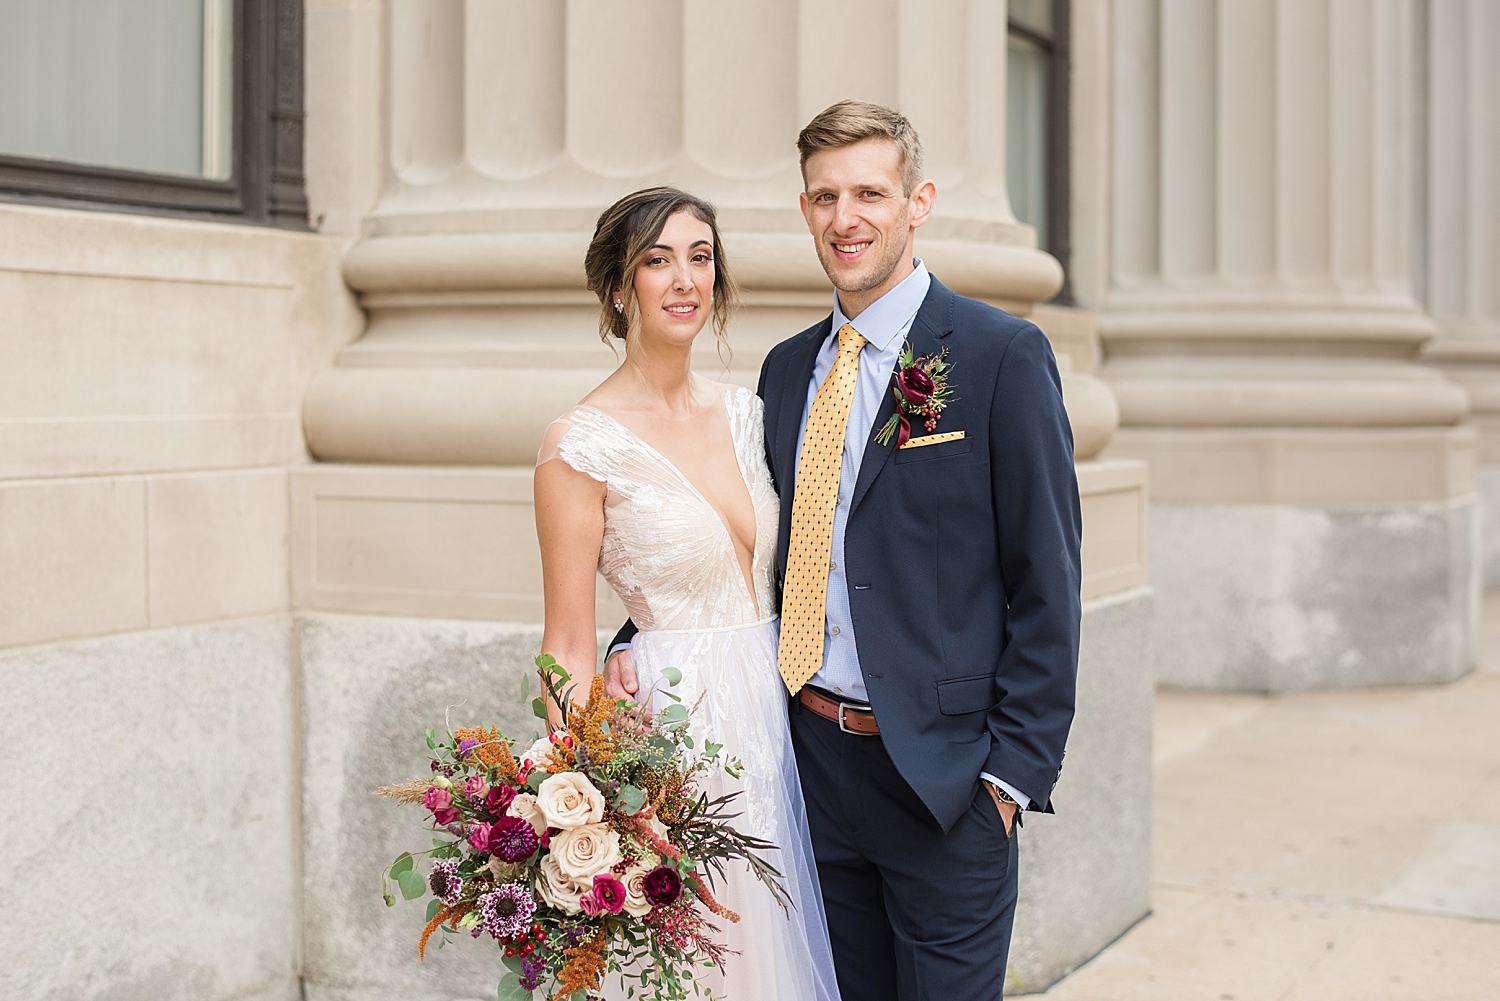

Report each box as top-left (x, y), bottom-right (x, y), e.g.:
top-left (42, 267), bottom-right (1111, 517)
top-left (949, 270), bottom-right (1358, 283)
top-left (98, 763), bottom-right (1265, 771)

top-left (1008, 0), bottom-right (1072, 304)
top-left (0, 0), bottom-right (307, 229)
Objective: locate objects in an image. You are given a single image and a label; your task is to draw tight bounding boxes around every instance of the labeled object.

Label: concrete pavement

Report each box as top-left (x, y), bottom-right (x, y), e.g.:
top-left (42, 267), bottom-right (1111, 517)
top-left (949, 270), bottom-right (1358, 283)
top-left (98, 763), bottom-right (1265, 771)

top-left (1030, 598), bottom-right (1500, 1000)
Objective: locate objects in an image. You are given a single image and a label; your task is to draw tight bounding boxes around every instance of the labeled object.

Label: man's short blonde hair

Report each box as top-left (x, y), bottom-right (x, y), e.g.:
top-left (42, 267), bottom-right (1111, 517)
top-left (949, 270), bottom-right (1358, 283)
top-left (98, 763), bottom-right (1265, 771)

top-left (796, 100), bottom-right (925, 195)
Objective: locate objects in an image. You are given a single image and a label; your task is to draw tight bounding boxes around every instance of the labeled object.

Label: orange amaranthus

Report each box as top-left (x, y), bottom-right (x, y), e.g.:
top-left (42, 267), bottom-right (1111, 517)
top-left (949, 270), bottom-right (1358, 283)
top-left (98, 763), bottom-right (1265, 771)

top-left (418, 899), bottom-right (475, 961)
top-left (551, 928), bottom-right (609, 1000)
top-left (566, 674), bottom-right (616, 766)
top-left (452, 724), bottom-right (520, 783)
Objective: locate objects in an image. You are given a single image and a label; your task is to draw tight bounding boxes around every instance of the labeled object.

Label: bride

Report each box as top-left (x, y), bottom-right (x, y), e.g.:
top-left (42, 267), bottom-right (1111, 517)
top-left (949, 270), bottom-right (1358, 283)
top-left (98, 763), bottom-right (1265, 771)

top-left (533, 186), bottom-right (840, 1001)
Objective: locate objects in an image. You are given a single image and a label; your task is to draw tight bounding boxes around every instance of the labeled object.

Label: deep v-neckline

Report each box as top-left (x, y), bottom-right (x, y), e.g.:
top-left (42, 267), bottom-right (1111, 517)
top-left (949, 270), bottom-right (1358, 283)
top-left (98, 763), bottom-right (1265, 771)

top-left (579, 390), bottom-right (762, 617)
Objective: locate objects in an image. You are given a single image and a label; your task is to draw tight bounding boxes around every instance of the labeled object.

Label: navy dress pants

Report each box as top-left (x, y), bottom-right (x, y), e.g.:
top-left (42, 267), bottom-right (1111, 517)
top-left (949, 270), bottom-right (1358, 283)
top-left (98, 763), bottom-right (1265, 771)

top-left (790, 700), bottom-right (1019, 1001)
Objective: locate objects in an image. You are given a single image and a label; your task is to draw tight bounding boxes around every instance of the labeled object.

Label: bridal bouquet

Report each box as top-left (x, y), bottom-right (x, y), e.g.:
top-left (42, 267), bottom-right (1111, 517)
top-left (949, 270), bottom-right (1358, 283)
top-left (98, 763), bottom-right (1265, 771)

top-left (377, 656), bottom-right (788, 1000)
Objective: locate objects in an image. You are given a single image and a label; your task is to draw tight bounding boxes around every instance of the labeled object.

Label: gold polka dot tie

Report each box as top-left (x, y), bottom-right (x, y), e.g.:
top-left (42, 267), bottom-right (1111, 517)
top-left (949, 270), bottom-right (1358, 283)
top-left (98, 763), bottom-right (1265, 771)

top-left (778, 323), bottom-right (867, 695)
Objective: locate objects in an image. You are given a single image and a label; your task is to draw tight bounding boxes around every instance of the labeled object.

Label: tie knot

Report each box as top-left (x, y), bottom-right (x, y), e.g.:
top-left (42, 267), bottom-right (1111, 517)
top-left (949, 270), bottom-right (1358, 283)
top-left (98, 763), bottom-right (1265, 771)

top-left (837, 323), bottom-right (867, 354)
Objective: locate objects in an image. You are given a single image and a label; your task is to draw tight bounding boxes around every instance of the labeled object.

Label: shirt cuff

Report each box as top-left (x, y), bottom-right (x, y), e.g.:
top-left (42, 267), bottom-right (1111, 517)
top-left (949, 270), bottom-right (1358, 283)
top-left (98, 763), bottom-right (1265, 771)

top-left (606, 642), bottom-right (632, 660)
top-left (980, 772), bottom-right (1031, 811)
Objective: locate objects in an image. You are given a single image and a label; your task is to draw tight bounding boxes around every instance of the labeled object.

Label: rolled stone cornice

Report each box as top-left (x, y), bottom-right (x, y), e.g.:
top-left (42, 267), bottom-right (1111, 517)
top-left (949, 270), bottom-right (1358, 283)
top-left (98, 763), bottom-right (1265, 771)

top-left (342, 229), bottom-right (1063, 303)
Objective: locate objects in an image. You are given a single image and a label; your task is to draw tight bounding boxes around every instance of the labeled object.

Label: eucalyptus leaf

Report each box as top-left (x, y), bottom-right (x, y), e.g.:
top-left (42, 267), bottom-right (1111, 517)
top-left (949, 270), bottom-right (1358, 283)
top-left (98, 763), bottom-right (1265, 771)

top-left (396, 869), bottom-right (426, 901)
top-left (502, 953), bottom-right (526, 977)
top-left (661, 666), bottom-right (682, 687)
top-left (496, 974), bottom-right (533, 1001)
top-left (704, 741), bottom-right (722, 758)
top-left (658, 703), bottom-right (688, 725)
top-left (526, 771), bottom-right (546, 792)
top-left (683, 735), bottom-right (694, 749)
top-left (390, 852), bottom-right (414, 877)
top-left (383, 891), bottom-right (396, 907)
top-left (616, 784), bottom-right (647, 815)
top-left (425, 898), bottom-right (441, 922)
top-left (532, 697), bottom-right (547, 721)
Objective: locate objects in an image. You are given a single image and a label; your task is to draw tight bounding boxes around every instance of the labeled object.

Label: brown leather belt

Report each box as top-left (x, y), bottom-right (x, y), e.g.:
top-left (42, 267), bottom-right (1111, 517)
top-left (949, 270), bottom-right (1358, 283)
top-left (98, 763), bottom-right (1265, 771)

top-left (798, 687), bottom-right (880, 735)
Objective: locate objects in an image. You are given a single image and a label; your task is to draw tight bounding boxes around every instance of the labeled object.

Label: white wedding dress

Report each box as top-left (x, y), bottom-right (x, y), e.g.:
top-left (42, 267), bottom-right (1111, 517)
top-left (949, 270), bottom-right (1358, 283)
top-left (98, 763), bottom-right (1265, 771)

top-left (538, 384), bottom-right (840, 1001)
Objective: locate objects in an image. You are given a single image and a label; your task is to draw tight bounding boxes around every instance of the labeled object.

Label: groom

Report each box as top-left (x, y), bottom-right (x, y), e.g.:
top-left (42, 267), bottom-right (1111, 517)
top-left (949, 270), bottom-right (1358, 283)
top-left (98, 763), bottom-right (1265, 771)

top-left (606, 100), bottom-right (1081, 1001)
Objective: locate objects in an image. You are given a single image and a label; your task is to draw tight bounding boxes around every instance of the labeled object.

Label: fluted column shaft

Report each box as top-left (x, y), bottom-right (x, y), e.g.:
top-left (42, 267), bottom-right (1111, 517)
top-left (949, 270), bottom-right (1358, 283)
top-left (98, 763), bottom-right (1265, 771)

top-left (304, 0), bottom-right (1106, 466)
top-left (1097, 0), bottom-right (1470, 506)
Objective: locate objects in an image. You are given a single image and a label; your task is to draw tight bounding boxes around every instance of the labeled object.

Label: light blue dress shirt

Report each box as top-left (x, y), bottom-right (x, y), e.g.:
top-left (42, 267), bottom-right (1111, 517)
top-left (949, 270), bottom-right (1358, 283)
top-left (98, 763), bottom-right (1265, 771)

top-left (794, 260), bottom-right (1031, 811)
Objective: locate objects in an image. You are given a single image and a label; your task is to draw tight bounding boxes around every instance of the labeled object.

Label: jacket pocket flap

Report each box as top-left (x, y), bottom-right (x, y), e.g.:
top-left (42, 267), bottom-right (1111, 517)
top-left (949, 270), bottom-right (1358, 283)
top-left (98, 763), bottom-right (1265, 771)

top-left (937, 674), bottom-right (995, 715)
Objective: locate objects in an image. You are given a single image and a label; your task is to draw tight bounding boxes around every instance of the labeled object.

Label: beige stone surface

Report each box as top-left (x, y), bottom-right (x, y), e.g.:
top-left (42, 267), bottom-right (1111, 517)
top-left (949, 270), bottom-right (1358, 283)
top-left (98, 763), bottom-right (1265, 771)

top-left (289, 464), bottom-right (627, 623)
top-left (146, 469), bottom-right (291, 627)
top-left (1030, 612), bottom-right (1500, 998)
top-left (1077, 459), bottom-right (1149, 601)
top-left (0, 476), bottom-right (148, 647)
top-left (0, 202), bottom-right (360, 480)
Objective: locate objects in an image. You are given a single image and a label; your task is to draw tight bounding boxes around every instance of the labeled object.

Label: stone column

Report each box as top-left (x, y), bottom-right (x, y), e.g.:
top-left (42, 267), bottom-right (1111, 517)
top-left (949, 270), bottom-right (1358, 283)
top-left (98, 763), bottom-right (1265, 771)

top-left (303, 0), bottom-right (1079, 466)
top-left (1418, 0), bottom-right (1500, 587)
top-left (1092, 0), bottom-right (1476, 690)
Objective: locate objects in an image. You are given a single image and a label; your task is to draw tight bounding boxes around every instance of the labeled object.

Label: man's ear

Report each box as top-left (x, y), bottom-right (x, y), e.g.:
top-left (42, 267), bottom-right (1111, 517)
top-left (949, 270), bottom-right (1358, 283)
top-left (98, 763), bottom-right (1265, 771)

top-left (798, 190), bottom-right (813, 231)
top-left (908, 179), bottom-right (936, 229)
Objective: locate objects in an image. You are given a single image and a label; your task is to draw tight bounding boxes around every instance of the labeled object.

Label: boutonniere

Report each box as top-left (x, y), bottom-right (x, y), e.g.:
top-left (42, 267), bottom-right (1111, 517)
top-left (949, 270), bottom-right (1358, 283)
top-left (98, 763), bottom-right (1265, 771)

top-left (874, 342), bottom-right (956, 447)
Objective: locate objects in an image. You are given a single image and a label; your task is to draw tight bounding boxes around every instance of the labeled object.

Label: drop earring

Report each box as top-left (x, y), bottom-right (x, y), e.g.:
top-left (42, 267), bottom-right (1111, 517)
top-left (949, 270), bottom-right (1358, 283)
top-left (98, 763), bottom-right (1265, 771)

top-left (614, 300), bottom-right (624, 314)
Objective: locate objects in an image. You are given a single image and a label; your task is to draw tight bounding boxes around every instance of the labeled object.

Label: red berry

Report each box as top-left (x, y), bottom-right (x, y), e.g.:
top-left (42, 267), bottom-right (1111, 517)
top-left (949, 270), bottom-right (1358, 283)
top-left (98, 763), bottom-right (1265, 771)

top-left (522, 942), bottom-right (535, 955)
top-left (534, 928), bottom-right (545, 940)
top-left (505, 947), bottom-right (515, 957)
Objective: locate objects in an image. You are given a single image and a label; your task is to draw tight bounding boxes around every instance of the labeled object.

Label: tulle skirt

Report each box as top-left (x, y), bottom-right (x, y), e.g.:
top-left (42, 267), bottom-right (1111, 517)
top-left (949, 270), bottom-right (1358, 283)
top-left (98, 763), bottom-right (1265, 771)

top-left (607, 617), bottom-right (841, 1001)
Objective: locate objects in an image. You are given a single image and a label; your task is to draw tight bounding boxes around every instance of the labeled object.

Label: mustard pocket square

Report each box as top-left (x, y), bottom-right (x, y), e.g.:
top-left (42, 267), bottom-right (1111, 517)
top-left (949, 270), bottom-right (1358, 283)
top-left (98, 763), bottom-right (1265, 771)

top-left (898, 430), bottom-right (965, 450)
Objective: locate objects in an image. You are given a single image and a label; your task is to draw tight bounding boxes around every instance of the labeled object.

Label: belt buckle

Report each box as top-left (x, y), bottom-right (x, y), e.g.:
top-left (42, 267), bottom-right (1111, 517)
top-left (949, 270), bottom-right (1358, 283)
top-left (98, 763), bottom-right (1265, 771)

top-left (837, 701), bottom-right (872, 735)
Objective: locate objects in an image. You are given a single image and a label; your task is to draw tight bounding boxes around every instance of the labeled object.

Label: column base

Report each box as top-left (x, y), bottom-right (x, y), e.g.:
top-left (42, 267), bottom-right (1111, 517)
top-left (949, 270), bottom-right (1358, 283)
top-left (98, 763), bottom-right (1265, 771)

top-left (1150, 498), bottom-right (1478, 691)
top-left (1479, 467), bottom-right (1500, 591)
top-left (1008, 587), bottom-right (1154, 993)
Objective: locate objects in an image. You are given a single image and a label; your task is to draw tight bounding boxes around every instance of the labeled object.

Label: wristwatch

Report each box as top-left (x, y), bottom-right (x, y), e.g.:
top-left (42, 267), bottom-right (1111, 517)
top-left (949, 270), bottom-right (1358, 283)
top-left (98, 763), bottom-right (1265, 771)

top-left (984, 780), bottom-right (1017, 805)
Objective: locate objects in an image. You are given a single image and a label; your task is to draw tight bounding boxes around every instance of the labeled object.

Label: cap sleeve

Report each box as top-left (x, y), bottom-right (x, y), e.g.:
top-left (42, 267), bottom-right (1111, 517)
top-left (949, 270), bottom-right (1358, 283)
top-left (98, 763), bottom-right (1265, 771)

top-left (537, 410), bottom-right (609, 484)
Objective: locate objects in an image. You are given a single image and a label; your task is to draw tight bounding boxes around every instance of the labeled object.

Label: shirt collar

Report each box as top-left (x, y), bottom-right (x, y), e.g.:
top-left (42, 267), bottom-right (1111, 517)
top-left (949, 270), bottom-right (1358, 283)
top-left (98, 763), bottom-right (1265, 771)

top-left (830, 258), bottom-right (931, 353)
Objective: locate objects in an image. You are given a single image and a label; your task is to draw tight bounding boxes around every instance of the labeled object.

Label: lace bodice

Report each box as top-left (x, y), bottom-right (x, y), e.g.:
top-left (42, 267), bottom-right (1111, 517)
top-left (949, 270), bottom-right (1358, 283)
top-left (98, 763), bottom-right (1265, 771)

top-left (538, 385), bottom-right (779, 632)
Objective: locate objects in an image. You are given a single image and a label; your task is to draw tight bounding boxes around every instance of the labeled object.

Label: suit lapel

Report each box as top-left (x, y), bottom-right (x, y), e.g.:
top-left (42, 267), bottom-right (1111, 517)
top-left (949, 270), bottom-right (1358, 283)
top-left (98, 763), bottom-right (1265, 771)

top-left (848, 278), bottom-right (955, 516)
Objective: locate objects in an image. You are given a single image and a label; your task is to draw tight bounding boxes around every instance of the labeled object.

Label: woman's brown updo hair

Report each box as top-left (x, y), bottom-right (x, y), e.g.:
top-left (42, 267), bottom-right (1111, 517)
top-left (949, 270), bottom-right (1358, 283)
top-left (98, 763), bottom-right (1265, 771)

top-left (584, 187), bottom-right (740, 355)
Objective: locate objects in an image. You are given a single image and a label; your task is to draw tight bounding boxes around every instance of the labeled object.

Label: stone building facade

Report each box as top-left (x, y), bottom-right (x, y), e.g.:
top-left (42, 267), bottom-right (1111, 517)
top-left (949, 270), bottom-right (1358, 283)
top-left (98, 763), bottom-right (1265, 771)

top-left (0, 2), bottom-right (1491, 1000)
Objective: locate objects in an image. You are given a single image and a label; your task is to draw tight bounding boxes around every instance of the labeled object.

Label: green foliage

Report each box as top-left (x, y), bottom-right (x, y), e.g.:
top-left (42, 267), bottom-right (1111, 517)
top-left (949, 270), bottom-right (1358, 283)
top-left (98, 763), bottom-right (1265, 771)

top-left (396, 868), bottom-right (426, 901)
top-left (616, 783), bottom-right (647, 815)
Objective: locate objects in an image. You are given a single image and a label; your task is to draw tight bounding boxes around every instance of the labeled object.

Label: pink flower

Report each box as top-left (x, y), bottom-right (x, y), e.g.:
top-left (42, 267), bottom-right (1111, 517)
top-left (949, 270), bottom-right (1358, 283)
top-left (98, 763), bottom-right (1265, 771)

top-left (463, 775), bottom-right (489, 799)
top-left (486, 784), bottom-right (516, 817)
top-left (425, 786), bottom-right (460, 825)
top-left (578, 889), bottom-right (603, 916)
top-left (468, 822), bottom-right (493, 851)
top-left (592, 873), bottom-right (626, 915)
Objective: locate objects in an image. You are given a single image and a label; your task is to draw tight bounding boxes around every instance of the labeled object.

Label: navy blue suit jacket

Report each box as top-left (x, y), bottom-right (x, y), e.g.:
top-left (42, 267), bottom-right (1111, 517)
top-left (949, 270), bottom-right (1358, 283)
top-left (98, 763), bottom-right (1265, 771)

top-left (615, 276), bottom-right (1081, 833)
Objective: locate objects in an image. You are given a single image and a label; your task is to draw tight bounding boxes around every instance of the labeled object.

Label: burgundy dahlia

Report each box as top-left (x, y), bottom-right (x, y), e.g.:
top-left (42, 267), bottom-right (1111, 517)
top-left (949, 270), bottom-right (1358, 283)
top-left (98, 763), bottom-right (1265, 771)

top-left (428, 858), bottom-right (464, 906)
top-left (895, 366), bottom-right (935, 406)
top-left (641, 865), bottom-right (682, 908)
top-left (487, 814), bottom-right (539, 863)
top-left (480, 882), bottom-right (536, 939)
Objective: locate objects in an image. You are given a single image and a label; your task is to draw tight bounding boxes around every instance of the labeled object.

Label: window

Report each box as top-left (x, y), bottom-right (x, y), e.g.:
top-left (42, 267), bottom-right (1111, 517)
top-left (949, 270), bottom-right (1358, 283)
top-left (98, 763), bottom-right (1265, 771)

top-left (0, 0), bottom-right (307, 228)
top-left (1007, 0), bottom-right (1071, 301)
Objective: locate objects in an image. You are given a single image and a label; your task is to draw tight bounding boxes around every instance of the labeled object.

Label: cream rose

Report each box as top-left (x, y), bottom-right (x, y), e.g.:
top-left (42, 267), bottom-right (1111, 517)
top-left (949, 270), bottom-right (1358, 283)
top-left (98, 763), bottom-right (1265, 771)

top-left (507, 793), bottom-right (547, 834)
top-left (536, 772), bottom-right (605, 830)
top-left (521, 735), bottom-right (556, 773)
top-left (551, 822), bottom-right (622, 881)
top-left (621, 860), bottom-right (656, 917)
top-left (538, 853), bottom-right (590, 914)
